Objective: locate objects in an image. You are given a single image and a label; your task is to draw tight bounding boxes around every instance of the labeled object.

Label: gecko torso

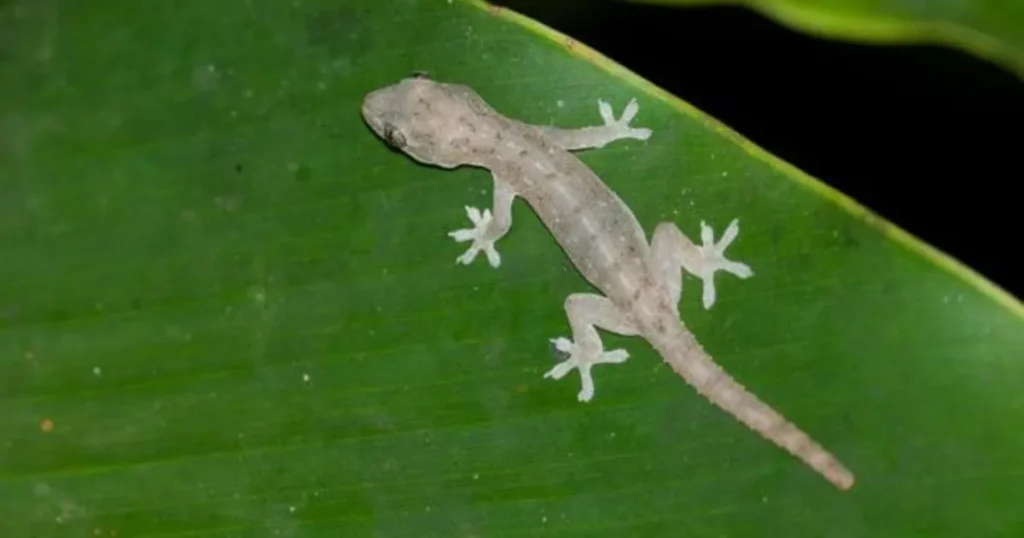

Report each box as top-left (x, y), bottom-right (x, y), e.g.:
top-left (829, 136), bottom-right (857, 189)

top-left (362, 74), bottom-right (855, 491)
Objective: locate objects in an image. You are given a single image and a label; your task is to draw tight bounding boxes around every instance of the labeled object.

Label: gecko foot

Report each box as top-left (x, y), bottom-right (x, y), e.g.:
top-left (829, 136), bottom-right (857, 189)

top-left (543, 337), bottom-right (629, 402)
top-left (695, 218), bottom-right (754, 309)
top-left (448, 205), bottom-right (502, 268)
top-left (598, 98), bottom-right (652, 143)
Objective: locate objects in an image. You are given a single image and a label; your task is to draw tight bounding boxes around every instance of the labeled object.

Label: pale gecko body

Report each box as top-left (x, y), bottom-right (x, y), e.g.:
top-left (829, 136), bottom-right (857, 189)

top-left (361, 74), bottom-right (854, 490)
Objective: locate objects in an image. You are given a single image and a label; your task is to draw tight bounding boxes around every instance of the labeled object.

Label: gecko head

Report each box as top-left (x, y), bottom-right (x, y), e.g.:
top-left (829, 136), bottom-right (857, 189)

top-left (361, 75), bottom-right (488, 169)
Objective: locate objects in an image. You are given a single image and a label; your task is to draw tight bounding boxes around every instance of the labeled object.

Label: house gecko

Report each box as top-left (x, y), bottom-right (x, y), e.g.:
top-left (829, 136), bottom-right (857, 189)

top-left (361, 74), bottom-right (855, 490)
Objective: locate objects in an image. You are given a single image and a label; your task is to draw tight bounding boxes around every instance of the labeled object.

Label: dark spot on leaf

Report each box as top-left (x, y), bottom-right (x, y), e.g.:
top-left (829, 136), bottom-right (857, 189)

top-left (811, 202), bottom-right (862, 250)
top-left (878, 275), bottom-right (900, 297)
top-left (769, 223), bottom-right (785, 246)
top-left (833, 225), bottom-right (860, 249)
top-left (47, 307), bottom-right (73, 323)
top-left (305, 6), bottom-right (372, 57)
top-left (293, 163), bottom-right (312, 182)
top-left (1, 304), bottom-right (19, 321)
top-left (234, 164), bottom-right (243, 173)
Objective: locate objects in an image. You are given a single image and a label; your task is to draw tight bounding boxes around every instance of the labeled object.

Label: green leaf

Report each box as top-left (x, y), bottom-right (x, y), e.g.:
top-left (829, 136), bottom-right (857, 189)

top-left (627, 0), bottom-right (1024, 77)
top-left (1, 0), bottom-right (1021, 536)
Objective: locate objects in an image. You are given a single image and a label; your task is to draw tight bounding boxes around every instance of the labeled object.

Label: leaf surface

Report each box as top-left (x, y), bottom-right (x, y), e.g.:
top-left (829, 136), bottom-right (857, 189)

top-left (1, 0), bottom-right (1021, 536)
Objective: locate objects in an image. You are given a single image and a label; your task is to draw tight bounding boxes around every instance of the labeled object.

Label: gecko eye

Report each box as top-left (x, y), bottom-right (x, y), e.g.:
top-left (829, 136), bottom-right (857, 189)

top-left (381, 123), bottom-right (407, 149)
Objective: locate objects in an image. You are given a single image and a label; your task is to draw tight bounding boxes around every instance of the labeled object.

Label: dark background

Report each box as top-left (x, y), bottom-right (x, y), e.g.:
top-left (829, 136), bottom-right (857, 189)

top-left (497, 0), bottom-right (1022, 300)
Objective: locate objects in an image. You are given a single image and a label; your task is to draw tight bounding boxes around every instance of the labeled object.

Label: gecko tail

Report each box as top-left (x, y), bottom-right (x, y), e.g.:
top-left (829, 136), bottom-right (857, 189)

top-left (654, 326), bottom-right (855, 491)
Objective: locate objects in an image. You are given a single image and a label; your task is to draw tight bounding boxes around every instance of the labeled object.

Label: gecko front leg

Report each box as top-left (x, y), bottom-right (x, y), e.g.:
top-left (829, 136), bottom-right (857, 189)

top-left (544, 294), bottom-right (640, 402)
top-left (535, 98), bottom-right (652, 151)
top-left (448, 176), bottom-right (516, 267)
top-left (650, 219), bottom-right (754, 309)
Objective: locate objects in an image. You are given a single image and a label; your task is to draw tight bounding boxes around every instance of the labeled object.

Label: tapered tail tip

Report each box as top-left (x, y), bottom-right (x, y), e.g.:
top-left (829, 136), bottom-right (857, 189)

top-left (830, 468), bottom-right (855, 491)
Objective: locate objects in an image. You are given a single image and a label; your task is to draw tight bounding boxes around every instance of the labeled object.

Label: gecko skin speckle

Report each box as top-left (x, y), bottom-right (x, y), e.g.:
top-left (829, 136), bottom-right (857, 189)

top-left (361, 76), bottom-right (855, 491)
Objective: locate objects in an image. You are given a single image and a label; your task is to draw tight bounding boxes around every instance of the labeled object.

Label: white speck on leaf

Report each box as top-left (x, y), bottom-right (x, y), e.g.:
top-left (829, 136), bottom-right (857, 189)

top-left (192, 64), bottom-right (220, 91)
top-left (302, 373), bottom-right (310, 383)
top-left (92, 367), bottom-right (101, 377)
top-left (556, 100), bottom-right (564, 108)
top-left (330, 57), bottom-right (353, 75)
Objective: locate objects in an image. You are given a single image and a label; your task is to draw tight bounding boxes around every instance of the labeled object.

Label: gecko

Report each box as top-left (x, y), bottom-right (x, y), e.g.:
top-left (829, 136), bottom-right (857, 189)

top-left (361, 73), bottom-right (855, 491)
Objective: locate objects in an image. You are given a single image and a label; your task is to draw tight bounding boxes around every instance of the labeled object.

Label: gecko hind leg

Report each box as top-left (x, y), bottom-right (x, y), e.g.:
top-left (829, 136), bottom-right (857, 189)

top-left (650, 219), bottom-right (754, 310)
top-left (544, 294), bottom-right (639, 402)
top-left (534, 98), bottom-right (652, 151)
top-left (448, 175), bottom-right (516, 268)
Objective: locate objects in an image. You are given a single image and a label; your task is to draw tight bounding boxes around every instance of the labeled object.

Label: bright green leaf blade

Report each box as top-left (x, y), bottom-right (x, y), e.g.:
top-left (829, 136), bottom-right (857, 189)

top-left (628, 0), bottom-right (1024, 77)
top-left (2, 0), bottom-right (1022, 536)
